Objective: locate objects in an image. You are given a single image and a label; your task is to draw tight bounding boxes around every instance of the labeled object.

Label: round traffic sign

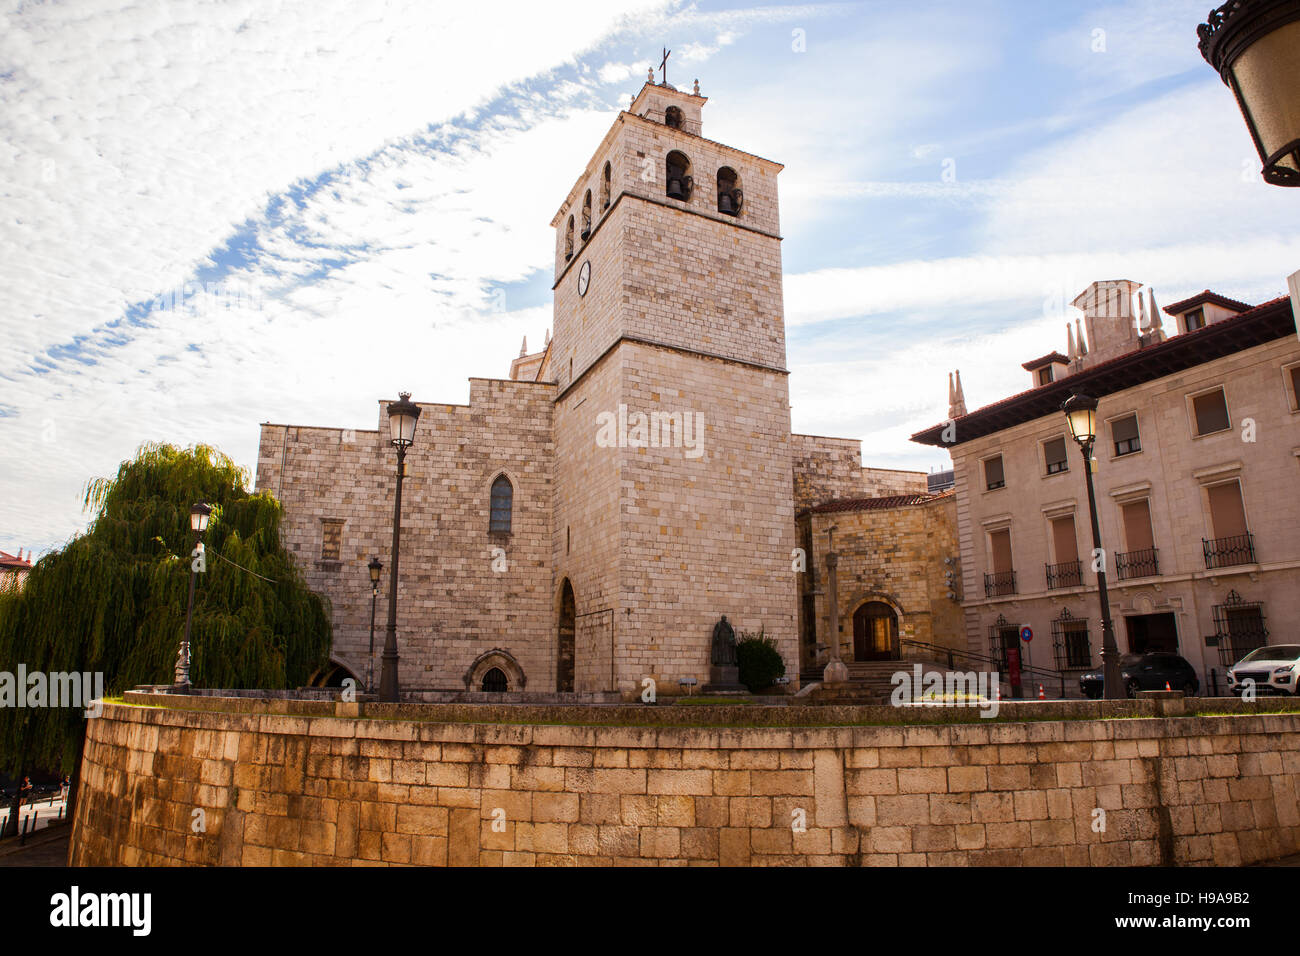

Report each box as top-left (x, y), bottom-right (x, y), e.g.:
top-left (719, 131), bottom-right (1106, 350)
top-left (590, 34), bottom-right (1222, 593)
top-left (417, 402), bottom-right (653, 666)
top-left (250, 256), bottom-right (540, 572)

top-left (1020, 626), bottom-right (1033, 642)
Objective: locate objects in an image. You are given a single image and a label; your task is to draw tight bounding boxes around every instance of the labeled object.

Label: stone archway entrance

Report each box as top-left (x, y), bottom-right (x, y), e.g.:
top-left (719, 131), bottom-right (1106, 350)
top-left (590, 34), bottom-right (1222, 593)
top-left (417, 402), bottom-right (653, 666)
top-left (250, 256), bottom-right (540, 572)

top-left (557, 579), bottom-right (576, 692)
top-left (308, 660), bottom-right (360, 688)
top-left (852, 601), bottom-right (899, 661)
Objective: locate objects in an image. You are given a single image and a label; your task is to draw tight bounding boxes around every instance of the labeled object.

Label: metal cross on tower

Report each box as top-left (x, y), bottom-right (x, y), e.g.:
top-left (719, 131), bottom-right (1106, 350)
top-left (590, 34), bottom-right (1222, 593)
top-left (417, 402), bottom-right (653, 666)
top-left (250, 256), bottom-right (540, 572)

top-left (658, 47), bottom-right (670, 85)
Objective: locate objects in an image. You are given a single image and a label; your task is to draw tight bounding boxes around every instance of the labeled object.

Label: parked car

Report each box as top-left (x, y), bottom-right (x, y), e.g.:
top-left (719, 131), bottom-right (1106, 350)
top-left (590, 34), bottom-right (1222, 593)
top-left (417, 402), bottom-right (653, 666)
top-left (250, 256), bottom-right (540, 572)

top-left (1227, 645), bottom-right (1300, 697)
top-left (1079, 652), bottom-right (1199, 699)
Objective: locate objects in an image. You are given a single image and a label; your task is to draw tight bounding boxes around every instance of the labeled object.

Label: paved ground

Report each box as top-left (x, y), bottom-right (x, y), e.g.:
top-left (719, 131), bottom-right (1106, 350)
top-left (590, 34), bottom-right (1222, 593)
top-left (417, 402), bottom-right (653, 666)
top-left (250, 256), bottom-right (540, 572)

top-left (0, 825), bottom-right (69, 867)
top-left (0, 796), bottom-right (71, 836)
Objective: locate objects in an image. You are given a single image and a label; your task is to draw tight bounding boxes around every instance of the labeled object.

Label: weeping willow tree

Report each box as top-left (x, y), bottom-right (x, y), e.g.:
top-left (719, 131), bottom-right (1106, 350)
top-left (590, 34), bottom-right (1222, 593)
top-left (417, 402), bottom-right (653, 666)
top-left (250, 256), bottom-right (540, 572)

top-left (0, 443), bottom-right (331, 777)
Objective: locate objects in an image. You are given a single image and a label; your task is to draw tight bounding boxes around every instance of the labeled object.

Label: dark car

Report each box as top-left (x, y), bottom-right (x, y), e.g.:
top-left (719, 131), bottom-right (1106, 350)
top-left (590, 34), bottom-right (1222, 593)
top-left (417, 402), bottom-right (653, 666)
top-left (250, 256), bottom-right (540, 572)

top-left (1079, 652), bottom-right (1199, 699)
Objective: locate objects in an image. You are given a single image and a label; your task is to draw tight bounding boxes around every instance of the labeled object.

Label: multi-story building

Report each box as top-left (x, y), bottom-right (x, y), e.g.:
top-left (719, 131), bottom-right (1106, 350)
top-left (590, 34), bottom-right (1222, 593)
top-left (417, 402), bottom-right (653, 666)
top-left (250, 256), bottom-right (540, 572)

top-left (912, 280), bottom-right (1300, 694)
top-left (0, 549), bottom-right (33, 592)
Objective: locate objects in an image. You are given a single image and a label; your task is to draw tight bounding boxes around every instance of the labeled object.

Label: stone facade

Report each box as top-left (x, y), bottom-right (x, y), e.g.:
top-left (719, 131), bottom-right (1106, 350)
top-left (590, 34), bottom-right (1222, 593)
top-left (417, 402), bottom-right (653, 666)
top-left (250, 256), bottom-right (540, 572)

top-left (70, 694), bottom-right (1300, 867)
top-left (797, 494), bottom-right (962, 675)
top-left (259, 79), bottom-right (937, 698)
top-left (913, 284), bottom-right (1300, 692)
top-left (256, 377), bottom-right (556, 692)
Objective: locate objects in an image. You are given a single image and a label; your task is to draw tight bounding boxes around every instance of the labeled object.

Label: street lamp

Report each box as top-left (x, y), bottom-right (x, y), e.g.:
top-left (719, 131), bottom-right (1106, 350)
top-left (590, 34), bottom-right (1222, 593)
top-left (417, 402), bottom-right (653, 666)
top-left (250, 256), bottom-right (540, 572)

top-left (367, 556), bottom-right (383, 694)
top-left (1198, 0), bottom-right (1300, 186)
top-left (378, 392), bottom-right (420, 702)
top-left (175, 502), bottom-right (212, 690)
top-left (1062, 395), bottom-right (1123, 700)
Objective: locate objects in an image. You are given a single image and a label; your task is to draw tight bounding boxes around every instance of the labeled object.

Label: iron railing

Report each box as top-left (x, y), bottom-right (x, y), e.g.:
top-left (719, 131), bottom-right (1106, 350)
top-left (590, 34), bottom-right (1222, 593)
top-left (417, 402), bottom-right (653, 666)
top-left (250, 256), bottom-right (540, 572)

top-left (1045, 559), bottom-right (1082, 590)
top-left (1116, 547), bottom-right (1159, 580)
top-left (984, 570), bottom-right (1017, 597)
top-left (1203, 533), bottom-right (1256, 569)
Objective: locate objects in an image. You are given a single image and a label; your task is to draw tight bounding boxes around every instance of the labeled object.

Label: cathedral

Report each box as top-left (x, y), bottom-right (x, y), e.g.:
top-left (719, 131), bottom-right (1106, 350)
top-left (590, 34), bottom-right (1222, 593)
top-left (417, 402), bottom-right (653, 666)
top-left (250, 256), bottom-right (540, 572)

top-left (255, 72), bottom-right (960, 699)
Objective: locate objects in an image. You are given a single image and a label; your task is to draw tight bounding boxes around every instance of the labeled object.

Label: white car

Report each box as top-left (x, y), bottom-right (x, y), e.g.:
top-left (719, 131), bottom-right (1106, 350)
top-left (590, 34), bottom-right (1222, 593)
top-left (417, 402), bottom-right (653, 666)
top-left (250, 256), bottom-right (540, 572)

top-left (1228, 645), bottom-right (1300, 697)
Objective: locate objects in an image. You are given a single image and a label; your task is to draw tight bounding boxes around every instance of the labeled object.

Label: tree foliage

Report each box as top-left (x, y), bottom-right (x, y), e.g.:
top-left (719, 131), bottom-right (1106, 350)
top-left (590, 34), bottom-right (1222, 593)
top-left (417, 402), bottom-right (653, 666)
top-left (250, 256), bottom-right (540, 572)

top-left (0, 443), bottom-right (331, 774)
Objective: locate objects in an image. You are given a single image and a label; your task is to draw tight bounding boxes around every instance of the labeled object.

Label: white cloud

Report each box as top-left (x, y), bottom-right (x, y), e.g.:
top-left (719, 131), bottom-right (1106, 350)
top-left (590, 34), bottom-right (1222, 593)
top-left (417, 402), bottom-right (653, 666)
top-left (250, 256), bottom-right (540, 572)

top-left (0, 0), bottom-right (668, 555)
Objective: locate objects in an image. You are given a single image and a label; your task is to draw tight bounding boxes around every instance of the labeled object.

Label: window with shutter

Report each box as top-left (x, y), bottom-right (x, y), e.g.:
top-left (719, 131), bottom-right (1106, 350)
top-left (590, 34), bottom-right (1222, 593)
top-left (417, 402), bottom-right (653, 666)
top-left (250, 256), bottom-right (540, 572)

top-left (1192, 388), bottom-right (1231, 435)
top-left (1043, 436), bottom-right (1069, 475)
top-left (984, 455), bottom-right (1005, 491)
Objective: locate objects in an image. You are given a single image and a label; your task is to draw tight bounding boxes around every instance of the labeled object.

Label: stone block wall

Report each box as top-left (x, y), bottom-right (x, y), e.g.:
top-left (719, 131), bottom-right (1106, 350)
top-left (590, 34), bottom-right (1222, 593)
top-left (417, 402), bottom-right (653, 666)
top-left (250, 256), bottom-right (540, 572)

top-left (255, 377), bottom-right (555, 692)
top-left (792, 434), bottom-right (927, 510)
top-left (70, 697), bottom-right (1300, 867)
top-left (615, 341), bottom-right (798, 693)
top-left (797, 494), bottom-right (961, 671)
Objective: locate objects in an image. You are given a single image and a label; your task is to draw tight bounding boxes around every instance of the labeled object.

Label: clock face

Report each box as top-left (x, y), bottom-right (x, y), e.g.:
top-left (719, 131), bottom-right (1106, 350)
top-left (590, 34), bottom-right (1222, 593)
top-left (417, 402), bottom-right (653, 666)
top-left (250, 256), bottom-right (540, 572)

top-left (578, 260), bottom-right (591, 296)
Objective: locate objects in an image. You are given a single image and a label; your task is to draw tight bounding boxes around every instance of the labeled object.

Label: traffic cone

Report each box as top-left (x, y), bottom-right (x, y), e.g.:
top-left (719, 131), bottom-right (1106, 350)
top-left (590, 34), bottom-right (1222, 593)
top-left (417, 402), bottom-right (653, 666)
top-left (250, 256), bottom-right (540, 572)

top-left (1038, 684), bottom-right (1045, 700)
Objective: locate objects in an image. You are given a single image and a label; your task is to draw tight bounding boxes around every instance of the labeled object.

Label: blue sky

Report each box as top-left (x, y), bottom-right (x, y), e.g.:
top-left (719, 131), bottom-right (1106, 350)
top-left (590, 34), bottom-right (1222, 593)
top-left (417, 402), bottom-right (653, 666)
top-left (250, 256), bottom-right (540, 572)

top-left (2, 0), bottom-right (1297, 556)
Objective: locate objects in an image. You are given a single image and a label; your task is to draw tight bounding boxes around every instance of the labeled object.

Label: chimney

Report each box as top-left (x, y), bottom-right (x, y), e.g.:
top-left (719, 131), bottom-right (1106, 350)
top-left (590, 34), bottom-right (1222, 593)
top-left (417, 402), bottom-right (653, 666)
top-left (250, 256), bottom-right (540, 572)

top-left (1071, 279), bottom-right (1140, 369)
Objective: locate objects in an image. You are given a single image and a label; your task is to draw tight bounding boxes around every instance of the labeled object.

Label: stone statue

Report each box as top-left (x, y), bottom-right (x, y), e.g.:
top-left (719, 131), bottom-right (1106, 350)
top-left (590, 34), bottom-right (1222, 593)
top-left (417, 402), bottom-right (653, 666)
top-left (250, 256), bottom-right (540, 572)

top-left (711, 615), bottom-right (737, 667)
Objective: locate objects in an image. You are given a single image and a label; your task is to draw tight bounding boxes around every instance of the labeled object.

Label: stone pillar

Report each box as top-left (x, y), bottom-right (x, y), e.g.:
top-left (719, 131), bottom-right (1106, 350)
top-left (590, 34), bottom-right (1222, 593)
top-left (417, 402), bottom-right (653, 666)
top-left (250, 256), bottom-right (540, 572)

top-left (823, 551), bottom-right (848, 684)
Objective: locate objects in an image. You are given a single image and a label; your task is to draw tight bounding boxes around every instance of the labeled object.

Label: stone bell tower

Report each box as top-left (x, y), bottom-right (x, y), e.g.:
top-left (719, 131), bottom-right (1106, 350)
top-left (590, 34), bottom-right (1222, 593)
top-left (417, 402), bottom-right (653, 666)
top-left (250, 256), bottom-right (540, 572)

top-left (546, 70), bottom-right (798, 697)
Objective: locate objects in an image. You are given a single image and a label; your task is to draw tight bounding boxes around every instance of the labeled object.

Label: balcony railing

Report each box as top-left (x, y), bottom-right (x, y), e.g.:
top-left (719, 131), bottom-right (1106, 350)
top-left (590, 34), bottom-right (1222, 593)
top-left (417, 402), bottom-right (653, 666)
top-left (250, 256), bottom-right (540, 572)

top-left (1116, 547), bottom-right (1159, 581)
top-left (984, 570), bottom-right (1017, 597)
top-left (1203, 533), bottom-right (1256, 570)
top-left (1045, 559), bottom-right (1083, 590)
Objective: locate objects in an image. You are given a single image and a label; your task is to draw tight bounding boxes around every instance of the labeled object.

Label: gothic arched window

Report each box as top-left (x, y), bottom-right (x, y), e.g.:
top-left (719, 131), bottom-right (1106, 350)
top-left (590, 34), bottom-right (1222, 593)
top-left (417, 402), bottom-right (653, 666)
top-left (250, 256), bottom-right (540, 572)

top-left (564, 216), bottom-right (574, 261)
top-left (717, 166), bottom-right (743, 217)
top-left (601, 162), bottom-right (611, 211)
top-left (481, 667), bottom-right (508, 692)
top-left (581, 190), bottom-right (592, 240)
top-left (665, 150), bottom-right (692, 201)
top-left (489, 474), bottom-right (513, 533)
top-left (665, 106), bottom-right (683, 129)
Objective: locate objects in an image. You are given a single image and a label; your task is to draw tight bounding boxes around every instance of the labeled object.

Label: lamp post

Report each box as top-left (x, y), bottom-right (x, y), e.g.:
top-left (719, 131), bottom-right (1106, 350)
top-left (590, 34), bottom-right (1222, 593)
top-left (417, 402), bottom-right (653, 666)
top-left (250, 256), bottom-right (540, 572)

top-left (378, 392), bottom-right (420, 703)
top-left (174, 502), bottom-right (212, 690)
top-left (1198, 0), bottom-right (1300, 186)
top-left (367, 556), bottom-right (383, 694)
top-left (1062, 395), bottom-right (1123, 700)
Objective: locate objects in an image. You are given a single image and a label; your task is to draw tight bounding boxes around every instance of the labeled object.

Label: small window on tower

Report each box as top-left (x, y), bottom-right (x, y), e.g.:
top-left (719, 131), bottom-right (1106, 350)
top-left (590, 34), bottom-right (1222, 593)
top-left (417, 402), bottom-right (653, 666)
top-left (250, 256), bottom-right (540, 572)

top-left (581, 191), bottom-right (592, 240)
top-left (320, 519), bottom-right (343, 562)
top-left (601, 162), bottom-right (611, 210)
top-left (664, 106), bottom-right (683, 129)
top-left (564, 216), bottom-right (574, 261)
top-left (665, 151), bottom-right (692, 201)
top-left (716, 166), bottom-right (743, 216)
top-left (489, 475), bottom-right (513, 533)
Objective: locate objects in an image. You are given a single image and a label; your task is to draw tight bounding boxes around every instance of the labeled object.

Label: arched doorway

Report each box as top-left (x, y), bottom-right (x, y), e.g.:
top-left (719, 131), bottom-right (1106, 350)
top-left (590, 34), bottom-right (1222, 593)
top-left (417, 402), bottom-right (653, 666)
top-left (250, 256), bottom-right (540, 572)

top-left (481, 667), bottom-right (508, 692)
top-left (557, 579), bottom-right (575, 692)
top-left (852, 602), bottom-right (899, 661)
top-left (307, 660), bottom-right (360, 688)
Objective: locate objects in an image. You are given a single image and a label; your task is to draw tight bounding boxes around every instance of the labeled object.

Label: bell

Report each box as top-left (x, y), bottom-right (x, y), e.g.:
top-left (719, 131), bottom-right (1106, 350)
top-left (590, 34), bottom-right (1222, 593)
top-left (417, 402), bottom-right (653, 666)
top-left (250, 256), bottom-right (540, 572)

top-left (718, 192), bottom-right (734, 215)
top-left (666, 178), bottom-right (685, 200)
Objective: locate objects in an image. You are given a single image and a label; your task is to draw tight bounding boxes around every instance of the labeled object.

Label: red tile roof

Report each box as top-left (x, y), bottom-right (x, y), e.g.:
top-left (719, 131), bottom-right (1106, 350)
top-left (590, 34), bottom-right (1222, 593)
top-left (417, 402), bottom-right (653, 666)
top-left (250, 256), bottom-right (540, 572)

top-left (911, 295), bottom-right (1293, 448)
top-left (800, 491), bottom-right (953, 516)
top-left (1162, 290), bottom-right (1254, 316)
top-left (1021, 352), bottom-right (1069, 371)
top-left (0, 550), bottom-right (32, 570)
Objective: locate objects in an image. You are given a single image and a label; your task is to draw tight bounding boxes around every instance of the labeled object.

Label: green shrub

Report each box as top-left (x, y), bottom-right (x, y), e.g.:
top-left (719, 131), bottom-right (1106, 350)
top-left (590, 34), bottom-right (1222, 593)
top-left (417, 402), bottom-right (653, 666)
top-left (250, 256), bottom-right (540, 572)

top-left (736, 629), bottom-right (785, 693)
